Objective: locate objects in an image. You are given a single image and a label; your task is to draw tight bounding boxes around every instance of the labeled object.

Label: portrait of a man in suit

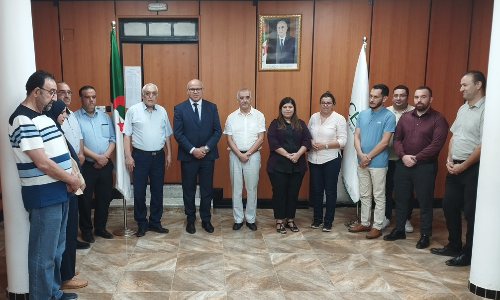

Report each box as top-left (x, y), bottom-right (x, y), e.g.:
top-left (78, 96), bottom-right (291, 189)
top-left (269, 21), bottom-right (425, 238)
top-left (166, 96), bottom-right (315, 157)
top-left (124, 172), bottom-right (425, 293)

top-left (266, 19), bottom-right (297, 65)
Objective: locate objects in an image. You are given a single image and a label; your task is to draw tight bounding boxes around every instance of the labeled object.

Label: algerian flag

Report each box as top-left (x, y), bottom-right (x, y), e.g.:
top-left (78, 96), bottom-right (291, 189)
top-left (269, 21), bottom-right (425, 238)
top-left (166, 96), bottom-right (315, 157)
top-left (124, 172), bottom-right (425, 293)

top-left (341, 40), bottom-right (369, 203)
top-left (110, 25), bottom-right (131, 201)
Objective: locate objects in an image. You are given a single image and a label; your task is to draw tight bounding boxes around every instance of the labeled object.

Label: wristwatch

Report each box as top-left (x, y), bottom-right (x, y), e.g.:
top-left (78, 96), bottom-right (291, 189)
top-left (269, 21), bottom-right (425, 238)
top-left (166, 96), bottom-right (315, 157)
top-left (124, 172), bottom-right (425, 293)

top-left (325, 143), bottom-right (329, 149)
top-left (204, 146), bottom-right (210, 153)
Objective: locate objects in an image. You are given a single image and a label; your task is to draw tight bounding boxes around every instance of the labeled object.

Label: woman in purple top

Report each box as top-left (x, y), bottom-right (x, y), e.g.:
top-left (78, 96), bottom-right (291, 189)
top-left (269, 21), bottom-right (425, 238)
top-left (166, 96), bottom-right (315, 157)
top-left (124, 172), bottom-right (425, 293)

top-left (267, 97), bottom-right (312, 234)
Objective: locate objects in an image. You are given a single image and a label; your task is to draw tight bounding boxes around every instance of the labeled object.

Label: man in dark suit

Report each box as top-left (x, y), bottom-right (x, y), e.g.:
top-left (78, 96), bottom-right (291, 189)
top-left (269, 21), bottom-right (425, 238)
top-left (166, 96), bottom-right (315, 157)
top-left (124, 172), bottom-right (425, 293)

top-left (266, 20), bottom-right (297, 64)
top-left (173, 79), bottom-right (222, 234)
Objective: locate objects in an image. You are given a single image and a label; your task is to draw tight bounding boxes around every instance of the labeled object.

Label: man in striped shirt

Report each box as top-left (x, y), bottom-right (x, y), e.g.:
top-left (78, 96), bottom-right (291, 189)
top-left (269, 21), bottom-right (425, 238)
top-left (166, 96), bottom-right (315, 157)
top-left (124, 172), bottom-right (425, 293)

top-left (9, 70), bottom-right (82, 300)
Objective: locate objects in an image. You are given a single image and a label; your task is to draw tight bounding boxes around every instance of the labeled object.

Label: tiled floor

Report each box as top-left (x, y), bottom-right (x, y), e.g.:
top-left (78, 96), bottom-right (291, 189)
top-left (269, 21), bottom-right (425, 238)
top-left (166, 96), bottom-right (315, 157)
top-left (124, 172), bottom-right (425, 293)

top-left (0, 207), bottom-right (486, 300)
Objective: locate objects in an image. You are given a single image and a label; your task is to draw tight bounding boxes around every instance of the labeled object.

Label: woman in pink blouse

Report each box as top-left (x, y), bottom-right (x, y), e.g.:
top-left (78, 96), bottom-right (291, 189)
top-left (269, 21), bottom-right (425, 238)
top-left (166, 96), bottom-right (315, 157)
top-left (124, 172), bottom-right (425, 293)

top-left (308, 91), bottom-right (347, 232)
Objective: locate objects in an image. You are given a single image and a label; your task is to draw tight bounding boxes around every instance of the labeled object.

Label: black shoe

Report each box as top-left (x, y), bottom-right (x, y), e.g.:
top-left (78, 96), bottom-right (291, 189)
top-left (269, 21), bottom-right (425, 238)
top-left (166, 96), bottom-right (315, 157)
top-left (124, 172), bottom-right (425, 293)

top-left (246, 222), bottom-right (257, 231)
top-left (202, 221), bottom-right (214, 233)
top-left (322, 222), bottom-right (332, 232)
top-left (232, 222), bottom-right (243, 230)
top-left (76, 240), bottom-right (90, 249)
top-left (445, 253), bottom-right (471, 266)
top-left (186, 222), bottom-right (196, 234)
top-left (383, 228), bottom-right (406, 241)
top-left (311, 219), bottom-right (323, 229)
top-left (60, 292), bottom-right (78, 300)
top-left (94, 229), bottom-right (114, 239)
top-left (135, 227), bottom-right (147, 237)
top-left (148, 225), bottom-right (169, 234)
top-left (416, 235), bottom-right (430, 249)
top-left (81, 232), bottom-right (95, 243)
top-left (430, 246), bottom-right (462, 256)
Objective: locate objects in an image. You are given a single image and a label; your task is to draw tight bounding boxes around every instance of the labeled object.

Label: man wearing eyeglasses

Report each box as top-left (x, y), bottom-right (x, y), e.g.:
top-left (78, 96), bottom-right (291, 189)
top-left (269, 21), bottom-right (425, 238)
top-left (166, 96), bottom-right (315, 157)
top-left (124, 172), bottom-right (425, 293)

top-left (57, 82), bottom-right (89, 290)
top-left (223, 88), bottom-right (265, 231)
top-left (8, 70), bottom-right (81, 300)
top-left (123, 83), bottom-right (173, 237)
top-left (382, 85), bottom-right (415, 232)
top-left (173, 79), bottom-right (222, 234)
top-left (74, 85), bottom-right (116, 243)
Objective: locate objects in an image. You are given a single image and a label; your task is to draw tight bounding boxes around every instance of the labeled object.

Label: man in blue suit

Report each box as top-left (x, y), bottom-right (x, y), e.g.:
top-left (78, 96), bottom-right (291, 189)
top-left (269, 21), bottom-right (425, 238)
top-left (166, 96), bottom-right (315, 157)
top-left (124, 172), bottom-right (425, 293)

top-left (173, 79), bottom-right (222, 234)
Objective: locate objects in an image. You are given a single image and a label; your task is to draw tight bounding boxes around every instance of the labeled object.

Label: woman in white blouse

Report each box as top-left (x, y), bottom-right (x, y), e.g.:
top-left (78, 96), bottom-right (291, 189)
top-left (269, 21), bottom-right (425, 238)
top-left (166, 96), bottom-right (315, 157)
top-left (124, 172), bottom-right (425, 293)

top-left (308, 91), bottom-right (347, 232)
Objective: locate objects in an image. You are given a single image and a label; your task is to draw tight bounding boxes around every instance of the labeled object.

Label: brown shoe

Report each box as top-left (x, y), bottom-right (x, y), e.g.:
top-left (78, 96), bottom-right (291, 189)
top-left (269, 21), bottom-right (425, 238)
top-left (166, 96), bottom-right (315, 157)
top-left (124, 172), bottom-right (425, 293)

top-left (366, 228), bottom-right (382, 239)
top-left (60, 277), bottom-right (88, 289)
top-left (348, 223), bottom-right (370, 232)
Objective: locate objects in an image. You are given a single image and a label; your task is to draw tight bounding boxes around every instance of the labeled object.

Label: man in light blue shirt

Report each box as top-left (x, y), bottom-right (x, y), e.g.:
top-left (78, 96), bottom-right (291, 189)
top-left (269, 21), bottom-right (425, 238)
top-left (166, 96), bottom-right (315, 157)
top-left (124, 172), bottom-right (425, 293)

top-left (350, 84), bottom-right (395, 239)
top-left (123, 83), bottom-right (173, 237)
top-left (74, 85), bottom-right (116, 243)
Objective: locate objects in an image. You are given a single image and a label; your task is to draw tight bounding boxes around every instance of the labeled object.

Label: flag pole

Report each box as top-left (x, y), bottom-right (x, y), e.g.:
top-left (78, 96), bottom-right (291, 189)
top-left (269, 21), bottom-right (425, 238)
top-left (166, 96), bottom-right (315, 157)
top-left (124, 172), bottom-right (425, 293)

top-left (344, 36), bottom-right (368, 228)
top-left (110, 20), bottom-right (136, 237)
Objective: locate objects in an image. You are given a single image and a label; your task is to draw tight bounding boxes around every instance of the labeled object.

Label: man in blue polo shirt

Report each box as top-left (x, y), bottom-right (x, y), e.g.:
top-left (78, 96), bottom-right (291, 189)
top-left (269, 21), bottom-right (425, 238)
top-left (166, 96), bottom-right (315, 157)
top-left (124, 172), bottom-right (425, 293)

top-left (349, 84), bottom-right (395, 239)
top-left (74, 85), bottom-right (116, 243)
top-left (124, 83), bottom-right (173, 237)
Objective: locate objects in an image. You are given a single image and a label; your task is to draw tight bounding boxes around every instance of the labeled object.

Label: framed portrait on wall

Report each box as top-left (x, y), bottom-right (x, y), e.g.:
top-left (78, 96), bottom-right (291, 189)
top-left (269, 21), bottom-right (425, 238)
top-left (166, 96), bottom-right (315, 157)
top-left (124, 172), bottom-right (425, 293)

top-left (258, 14), bottom-right (302, 71)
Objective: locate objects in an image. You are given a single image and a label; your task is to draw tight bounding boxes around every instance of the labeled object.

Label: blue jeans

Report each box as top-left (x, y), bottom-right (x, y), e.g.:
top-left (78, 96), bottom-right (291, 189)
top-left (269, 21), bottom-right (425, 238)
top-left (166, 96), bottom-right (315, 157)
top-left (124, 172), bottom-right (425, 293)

top-left (28, 200), bottom-right (69, 300)
top-left (132, 150), bottom-right (165, 229)
top-left (309, 157), bottom-right (342, 224)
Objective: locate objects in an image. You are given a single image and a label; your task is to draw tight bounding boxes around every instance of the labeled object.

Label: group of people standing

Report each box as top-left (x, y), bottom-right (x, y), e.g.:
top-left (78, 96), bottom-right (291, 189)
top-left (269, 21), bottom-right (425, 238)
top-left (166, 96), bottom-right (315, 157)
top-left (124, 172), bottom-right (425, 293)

top-left (8, 69), bottom-right (485, 299)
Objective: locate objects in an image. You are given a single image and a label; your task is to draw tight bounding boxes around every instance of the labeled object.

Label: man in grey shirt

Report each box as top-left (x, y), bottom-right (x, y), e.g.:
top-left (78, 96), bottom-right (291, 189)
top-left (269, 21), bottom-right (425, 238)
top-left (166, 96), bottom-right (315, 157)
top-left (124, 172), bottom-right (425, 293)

top-left (430, 70), bottom-right (486, 267)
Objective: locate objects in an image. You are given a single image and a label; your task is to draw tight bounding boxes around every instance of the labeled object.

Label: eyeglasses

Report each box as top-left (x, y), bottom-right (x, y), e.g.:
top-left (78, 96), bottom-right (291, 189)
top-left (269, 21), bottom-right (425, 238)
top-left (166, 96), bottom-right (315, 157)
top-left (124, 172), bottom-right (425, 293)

top-left (57, 90), bottom-right (73, 96)
top-left (188, 88), bottom-right (203, 92)
top-left (320, 102), bottom-right (333, 106)
top-left (39, 87), bottom-right (57, 97)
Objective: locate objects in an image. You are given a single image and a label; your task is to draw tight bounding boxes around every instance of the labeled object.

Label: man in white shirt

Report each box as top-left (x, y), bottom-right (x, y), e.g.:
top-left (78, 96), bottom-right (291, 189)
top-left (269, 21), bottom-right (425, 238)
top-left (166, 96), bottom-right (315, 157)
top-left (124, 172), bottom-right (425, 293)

top-left (223, 88), bottom-right (265, 231)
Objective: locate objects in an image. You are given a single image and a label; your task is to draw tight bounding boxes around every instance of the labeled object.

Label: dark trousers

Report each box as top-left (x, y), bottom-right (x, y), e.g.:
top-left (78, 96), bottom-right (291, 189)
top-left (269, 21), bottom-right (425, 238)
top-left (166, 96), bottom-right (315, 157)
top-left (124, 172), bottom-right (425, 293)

top-left (442, 162), bottom-right (479, 256)
top-left (268, 171), bottom-right (304, 219)
top-left (181, 160), bottom-right (215, 223)
top-left (60, 195), bottom-right (78, 281)
top-left (79, 160), bottom-right (113, 234)
top-left (309, 157), bottom-right (341, 223)
top-left (132, 150), bottom-right (165, 229)
top-left (385, 160), bottom-right (414, 220)
top-left (394, 160), bottom-right (437, 236)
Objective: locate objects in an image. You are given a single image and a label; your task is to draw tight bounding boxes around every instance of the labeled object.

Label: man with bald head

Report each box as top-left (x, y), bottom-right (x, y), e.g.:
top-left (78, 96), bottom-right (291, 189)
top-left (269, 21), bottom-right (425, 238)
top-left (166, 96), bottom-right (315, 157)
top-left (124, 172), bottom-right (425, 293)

top-left (173, 79), bottom-right (222, 234)
top-left (266, 19), bottom-right (297, 64)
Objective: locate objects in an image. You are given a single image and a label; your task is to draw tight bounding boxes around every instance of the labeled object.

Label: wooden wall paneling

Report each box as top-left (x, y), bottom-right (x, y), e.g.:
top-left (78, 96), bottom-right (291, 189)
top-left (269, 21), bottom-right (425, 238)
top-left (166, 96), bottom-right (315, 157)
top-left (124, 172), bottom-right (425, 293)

top-left (468, 0), bottom-right (493, 73)
top-left (31, 1), bottom-right (62, 80)
top-left (116, 1), bottom-right (160, 16)
top-left (143, 44), bottom-right (199, 183)
top-left (117, 1), bottom-right (199, 16)
top-left (425, 0), bottom-right (473, 198)
top-left (199, 1), bottom-right (256, 198)
top-left (122, 43), bottom-right (141, 67)
top-left (369, 0), bottom-right (430, 98)
top-left (311, 0), bottom-right (372, 119)
top-left (59, 1), bottom-right (116, 112)
top-left (158, 1), bottom-right (200, 16)
top-left (257, 1), bottom-right (314, 199)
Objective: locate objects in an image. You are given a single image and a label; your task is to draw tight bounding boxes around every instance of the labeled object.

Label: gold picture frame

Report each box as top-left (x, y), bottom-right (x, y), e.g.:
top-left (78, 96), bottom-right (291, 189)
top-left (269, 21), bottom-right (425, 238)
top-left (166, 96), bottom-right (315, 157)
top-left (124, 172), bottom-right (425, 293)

top-left (258, 14), bottom-right (302, 71)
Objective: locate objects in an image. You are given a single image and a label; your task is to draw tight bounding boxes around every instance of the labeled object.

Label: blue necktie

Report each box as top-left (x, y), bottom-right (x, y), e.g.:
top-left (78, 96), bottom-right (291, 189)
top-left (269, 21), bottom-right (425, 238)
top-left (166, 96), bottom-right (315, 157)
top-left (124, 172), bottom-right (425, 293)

top-left (193, 103), bottom-right (200, 124)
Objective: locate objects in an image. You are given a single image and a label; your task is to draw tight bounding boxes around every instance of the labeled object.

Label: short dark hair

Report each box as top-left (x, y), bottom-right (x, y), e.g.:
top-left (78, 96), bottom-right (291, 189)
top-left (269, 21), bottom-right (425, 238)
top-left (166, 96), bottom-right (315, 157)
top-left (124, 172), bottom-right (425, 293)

top-left (415, 85), bottom-right (432, 97)
top-left (319, 91), bottom-right (336, 105)
top-left (393, 85), bottom-right (409, 96)
top-left (25, 70), bottom-right (55, 95)
top-left (372, 84), bottom-right (389, 97)
top-left (463, 70), bottom-right (486, 92)
top-left (79, 85), bottom-right (95, 97)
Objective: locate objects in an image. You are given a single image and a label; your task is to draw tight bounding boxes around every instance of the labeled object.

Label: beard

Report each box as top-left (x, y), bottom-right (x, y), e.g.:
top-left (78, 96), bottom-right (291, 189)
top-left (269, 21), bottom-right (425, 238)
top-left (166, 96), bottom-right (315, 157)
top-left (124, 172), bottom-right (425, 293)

top-left (370, 101), bottom-right (383, 109)
top-left (416, 103), bottom-right (429, 112)
top-left (43, 100), bottom-right (54, 112)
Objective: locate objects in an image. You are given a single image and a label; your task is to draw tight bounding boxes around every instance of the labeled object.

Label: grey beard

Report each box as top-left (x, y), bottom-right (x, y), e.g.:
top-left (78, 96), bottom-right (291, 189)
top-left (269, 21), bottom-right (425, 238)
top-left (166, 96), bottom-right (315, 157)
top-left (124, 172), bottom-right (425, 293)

top-left (43, 101), bottom-right (53, 112)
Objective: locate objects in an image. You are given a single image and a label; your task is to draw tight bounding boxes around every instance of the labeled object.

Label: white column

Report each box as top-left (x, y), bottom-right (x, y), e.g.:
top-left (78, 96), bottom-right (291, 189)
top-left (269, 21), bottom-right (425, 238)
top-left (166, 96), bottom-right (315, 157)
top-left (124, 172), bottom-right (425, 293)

top-left (469, 1), bottom-right (500, 298)
top-left (0, 0), bottom-right (36, 296)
